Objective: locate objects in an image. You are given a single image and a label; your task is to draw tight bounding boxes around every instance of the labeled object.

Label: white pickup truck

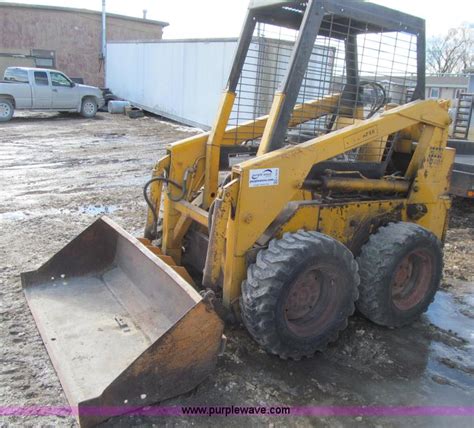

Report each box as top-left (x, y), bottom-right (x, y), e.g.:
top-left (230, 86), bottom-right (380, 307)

top-left (0, 67), bottom-right (105, 122)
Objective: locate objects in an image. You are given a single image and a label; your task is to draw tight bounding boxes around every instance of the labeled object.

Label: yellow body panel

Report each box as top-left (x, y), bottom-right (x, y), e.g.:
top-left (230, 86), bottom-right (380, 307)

top-left (203, 179), bottom-right (239, 289)
top-left (257, 92), bottom-right (286, 155)
top-left (203, 91), bottom-right (237, 208)
top-left (231, 100), bottom-right (448, 255)
top-left (275, 200), bottom-right (405, 248)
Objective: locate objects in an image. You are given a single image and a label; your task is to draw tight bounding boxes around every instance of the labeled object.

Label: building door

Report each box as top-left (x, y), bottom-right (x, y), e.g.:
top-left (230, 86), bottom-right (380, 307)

top-left (50, 71), bottom-right (80, 109)
top-left (32, 71), bottom-right (52, 108)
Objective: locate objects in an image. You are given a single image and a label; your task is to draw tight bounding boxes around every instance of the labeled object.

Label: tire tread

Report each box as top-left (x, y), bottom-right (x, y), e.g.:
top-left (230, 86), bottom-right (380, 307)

top-left (241, 230), bottom-right (359, 360)
top-left (356, 222), bottom-right (442, 327)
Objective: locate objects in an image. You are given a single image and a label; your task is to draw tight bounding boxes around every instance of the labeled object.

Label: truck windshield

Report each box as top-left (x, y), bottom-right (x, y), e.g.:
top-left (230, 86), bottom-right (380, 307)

top-left (4, 68), bottom-right (29, 83)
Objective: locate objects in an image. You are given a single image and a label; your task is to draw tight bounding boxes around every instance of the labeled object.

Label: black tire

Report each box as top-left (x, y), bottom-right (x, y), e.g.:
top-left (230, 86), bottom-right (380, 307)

top-left (0, 98), bottom-right (14, 122)
top-left (80, 97), bottom-right (98, 118)
top-left (240, 230), bottom-right (359, 360)
top-left (356, 222), bottom-right (442, 327)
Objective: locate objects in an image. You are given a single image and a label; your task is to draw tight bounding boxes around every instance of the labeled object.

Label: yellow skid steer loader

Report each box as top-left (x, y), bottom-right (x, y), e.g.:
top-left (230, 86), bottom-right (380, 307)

top-left (22, 1), bottom-right (454, 426)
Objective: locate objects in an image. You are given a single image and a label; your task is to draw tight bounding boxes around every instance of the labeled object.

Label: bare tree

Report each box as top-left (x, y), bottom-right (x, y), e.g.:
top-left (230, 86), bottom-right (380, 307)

top-left (427, 24), bottom-right (474, 74)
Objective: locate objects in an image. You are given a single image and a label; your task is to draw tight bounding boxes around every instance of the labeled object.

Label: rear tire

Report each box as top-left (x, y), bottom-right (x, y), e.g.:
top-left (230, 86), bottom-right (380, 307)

top-left (356, 222), bottom-right (442, 327)
top-left (80, 97), bottom-right (98, 118)
top-left (240, 230), bottom-right (359, 360)
top-left (0, 99), bottom-right (14, 122)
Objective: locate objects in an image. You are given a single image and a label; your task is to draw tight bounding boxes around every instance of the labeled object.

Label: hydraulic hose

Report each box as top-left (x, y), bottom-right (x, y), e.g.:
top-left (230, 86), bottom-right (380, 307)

top-left (143, 167), bottom-right (193, 239)
top-left (143, 176), bottom-right (182, 239)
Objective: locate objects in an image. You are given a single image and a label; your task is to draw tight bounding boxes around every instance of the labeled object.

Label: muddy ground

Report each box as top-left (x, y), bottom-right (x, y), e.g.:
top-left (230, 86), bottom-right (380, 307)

top-left (0, 111), bottom-right (473, 428)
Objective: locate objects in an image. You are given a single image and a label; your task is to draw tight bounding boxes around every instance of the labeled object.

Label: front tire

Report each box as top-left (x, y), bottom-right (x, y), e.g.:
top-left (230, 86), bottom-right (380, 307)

top-left (356, 222), bottom-right (442, 327)
top-left (0, 99), bottom-right (14, 122)
top-left (240, 230), bottom-right (359, 360)
top-left (80, 97), bottom-right (98, 118)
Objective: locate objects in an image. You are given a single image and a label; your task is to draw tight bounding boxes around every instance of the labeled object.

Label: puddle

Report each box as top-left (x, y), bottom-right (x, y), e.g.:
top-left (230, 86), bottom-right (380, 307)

top-left (426, 290), bottom-right (474, 345)
top-left (79, 204), bottom-right (118, 215)
top-left (0, 208), bottom-right (65, 221)
top-left (93, 132), bottom-right (126, 140)
top-left (0, 205), bottom-right (118, 221)
top-left (0, 210), bottom-right (29, 221)
top-left (265, 288), bottom-right (474, 408)
top-left (424, 291), bottom-right (474, 390)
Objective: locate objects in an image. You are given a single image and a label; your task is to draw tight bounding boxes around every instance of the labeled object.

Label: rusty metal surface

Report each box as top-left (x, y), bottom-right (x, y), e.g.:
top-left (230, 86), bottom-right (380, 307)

top-left (21, 216), bottom-right (224, 427)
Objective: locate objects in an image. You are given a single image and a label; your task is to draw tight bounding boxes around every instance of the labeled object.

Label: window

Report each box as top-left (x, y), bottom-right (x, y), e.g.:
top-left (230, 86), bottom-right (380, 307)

top-left (429, 88), bottom-right (440, 99)
top-left (34, 71), bottom-right (49, 86)
top-left (35, 58), bottom-right (54, 68)
top-left (4, 68), bottom-right (29, 83)
top-left (31, 49), bottom-right (56, 69)
top-left (51, 72), bottom-right (72, 87)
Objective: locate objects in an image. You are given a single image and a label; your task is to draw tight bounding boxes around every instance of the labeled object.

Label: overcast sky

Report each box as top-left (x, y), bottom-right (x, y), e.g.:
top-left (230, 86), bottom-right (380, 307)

top-left (1, 0), bottom-right (472, 38)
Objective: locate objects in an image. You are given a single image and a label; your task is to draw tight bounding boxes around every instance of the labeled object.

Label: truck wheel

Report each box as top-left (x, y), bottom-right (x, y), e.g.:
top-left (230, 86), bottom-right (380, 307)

top-left (80, 97), bottom-right (98, 118)
top-left (240, 230), bottom-right (359, 360)
top-left (356, 222), bottom-right (442, 327)
top-left (0, 99), bottom-right (14, 122)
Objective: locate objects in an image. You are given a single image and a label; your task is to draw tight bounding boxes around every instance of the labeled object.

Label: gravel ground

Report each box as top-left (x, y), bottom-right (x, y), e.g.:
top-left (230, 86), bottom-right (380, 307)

top-left (0, 111), bottom-right (473, 428)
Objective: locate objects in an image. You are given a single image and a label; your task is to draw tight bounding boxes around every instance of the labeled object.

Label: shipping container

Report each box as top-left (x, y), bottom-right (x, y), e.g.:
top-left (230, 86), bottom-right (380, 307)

top-left (106, 38), bottom-right (334, 130)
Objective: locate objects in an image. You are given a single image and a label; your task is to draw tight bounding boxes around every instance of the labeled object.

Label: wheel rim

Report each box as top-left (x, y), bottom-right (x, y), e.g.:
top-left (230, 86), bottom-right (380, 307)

top-left (390, 249), bottom-right (433, 311)
top-left (283, 264), bottom-right (343, 337)
top-left (0, 102), bottom-right (11, 118)
top-left (84, 102), bottom-right (95, 115)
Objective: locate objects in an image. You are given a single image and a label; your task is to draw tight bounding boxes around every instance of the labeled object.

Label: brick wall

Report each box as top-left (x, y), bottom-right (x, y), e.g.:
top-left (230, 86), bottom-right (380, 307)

top-left (0, 5), bottom-right (165, 86)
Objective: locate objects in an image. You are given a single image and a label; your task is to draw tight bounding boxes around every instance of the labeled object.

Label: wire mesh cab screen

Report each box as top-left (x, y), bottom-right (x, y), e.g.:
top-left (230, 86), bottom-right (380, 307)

top-left (225, 0), bottom-right (425, 170)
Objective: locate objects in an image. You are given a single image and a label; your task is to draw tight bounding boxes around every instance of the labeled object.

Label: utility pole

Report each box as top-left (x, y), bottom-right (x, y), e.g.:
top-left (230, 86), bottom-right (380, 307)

top-left (101, 0), bottom-right (107, 84)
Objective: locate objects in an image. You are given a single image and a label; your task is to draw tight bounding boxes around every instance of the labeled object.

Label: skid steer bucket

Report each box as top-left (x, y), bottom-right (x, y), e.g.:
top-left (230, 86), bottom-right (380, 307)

top-left (21, 217), bottom-right (224, 427)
